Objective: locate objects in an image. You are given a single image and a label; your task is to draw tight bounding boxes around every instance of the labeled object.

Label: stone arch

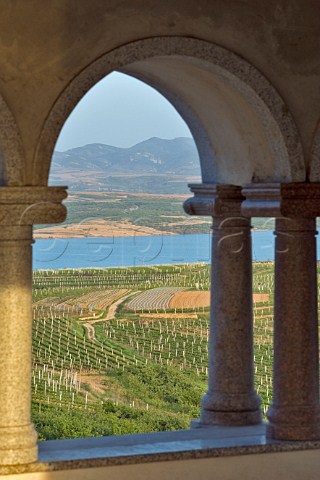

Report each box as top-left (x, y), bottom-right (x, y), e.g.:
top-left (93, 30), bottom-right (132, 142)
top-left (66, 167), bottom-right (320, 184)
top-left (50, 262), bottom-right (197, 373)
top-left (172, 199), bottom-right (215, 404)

top-left (309, 119), bottom-right (320, 181)
top-left (33, 36), bottom-right (305, 186)
top-left (0, 94), bottom-right (25, 186)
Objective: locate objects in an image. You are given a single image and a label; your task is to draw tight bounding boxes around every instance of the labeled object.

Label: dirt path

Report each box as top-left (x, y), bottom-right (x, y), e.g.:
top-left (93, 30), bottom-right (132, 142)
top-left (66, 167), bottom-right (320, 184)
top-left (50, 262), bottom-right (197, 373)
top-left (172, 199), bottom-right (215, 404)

top-left (106, 292), bottom-right (140, 320)
top-left (80, 311), bottom-right (105, 321)
top-left (82, 291), bottom-right (139, 341)
top-left (83, 322), bottom-right (97, 341)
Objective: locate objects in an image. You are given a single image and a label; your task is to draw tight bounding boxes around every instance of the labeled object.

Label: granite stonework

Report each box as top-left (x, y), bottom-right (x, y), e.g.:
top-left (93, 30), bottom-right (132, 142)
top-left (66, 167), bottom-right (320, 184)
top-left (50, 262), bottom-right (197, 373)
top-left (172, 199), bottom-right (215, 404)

top-left (1, 425), bottom-right (320, 476)
top-left (0, 186), bottom-right (67, 466)
top-left (267, 217), bottom-right (320, 440)
top-left (280, 183), bottom-right (320, 217)
top-left (310, 120), bottom-right (320, 181)
top-left (0, 95), bottom-right (25, 186)
top-left (0, 2), bottom-right (319, 477)
top-left (242, 182), bottom-right (320, 218)
top-left (0, 186), bottom-right (67, 225)
top-left (184, 184), bottom-right (261, 426)
top-left (33, 37), bottom-right (305, 186)
top-left (241, 183), bottom-right (283, 217)
top-left (242, 182), bottom-right (320, 441)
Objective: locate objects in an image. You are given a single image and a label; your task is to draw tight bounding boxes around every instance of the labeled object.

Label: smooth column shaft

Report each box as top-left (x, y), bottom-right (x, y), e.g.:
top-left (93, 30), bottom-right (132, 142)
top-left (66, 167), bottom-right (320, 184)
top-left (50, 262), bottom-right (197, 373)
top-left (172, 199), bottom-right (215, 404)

top-left (0, 226), bottom-right (38, 465)
top-left (199, 216), bottom-right (261, 425)
top-left (267, 218), bottom-right (320, 440)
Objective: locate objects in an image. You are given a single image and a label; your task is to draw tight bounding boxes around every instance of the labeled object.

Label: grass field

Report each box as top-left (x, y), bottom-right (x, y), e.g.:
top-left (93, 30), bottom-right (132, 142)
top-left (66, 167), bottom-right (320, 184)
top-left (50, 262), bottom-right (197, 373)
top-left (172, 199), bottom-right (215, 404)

top-left (32, 262), bottom-right (278, 440)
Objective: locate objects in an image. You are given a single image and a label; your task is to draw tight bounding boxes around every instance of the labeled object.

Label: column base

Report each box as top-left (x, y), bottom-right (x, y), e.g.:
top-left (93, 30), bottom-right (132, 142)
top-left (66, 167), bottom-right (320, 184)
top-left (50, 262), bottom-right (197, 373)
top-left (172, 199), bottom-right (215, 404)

top-left (198, 391), bottom-right (262, 426)
top-left (266, 422), bottom-right (320, 441)
top-left (267, 406), bottom-right (320, 441)
top-left (0, 424), bottom-right (38, 466)
top-left (191, 409), bottom-right (262, 428)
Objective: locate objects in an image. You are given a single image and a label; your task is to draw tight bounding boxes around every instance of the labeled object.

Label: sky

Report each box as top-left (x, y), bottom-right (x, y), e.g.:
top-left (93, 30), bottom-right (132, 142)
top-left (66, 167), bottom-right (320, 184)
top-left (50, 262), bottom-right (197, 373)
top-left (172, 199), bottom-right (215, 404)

top-left (55, 72), bottom-right (192, 151)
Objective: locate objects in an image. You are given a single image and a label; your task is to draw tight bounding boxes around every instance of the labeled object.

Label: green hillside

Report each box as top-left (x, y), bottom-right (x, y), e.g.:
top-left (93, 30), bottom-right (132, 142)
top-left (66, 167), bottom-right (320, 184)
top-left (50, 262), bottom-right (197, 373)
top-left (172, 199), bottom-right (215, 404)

top-left (34, 191), bottom-right (274, 234)
top-left (32, 263), bottom-right (275, 440)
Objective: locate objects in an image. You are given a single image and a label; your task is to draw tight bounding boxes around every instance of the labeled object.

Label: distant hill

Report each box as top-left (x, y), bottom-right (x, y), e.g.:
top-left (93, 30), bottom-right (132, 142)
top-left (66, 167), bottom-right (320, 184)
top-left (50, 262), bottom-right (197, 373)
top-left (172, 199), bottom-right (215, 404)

top-left (50, 137), bottom-right (201, 194)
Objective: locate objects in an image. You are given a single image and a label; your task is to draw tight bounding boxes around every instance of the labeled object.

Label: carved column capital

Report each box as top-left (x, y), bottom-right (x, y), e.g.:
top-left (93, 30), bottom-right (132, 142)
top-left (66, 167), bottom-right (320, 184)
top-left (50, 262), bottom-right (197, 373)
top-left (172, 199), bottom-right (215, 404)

top-left (280, 183), bottom-right (320, 217)
top-left (242, 182), bottom-right (320, 217)
top-left (0, 186), bottom-right (67, 226)
top-left (183, 183), bottom-right (244, 217)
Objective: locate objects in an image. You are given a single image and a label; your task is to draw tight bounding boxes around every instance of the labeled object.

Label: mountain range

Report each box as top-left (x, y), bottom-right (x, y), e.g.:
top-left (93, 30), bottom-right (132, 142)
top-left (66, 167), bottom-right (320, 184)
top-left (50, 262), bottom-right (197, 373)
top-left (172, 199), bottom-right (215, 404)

top-left (50, 137), bottom-right (201, 193)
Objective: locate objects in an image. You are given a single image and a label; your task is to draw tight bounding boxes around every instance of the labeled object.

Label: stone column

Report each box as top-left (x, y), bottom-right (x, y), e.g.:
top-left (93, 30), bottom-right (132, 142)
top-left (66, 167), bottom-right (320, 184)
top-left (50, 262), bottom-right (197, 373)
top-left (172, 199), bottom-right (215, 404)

top-left (242, 183), bottom-right (320, 441)
top-left (0, 186), bottom-right (67, 465)
top-left (267, 216), bottom-right (320, 440)
top-left (184, 184), bottom-right (261, 426)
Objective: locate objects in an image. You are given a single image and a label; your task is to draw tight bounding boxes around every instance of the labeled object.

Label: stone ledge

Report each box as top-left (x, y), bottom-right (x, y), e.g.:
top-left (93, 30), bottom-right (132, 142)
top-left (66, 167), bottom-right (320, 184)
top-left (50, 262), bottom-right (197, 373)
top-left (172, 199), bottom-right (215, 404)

top-left (2, 425), bottom-right (320, 475)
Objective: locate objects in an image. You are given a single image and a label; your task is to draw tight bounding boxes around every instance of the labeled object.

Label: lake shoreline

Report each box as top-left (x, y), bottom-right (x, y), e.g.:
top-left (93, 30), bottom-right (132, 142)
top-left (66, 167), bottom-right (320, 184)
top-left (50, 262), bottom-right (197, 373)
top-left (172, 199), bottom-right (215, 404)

top-left (33, 224), bottom-right (271, 239)
top-left (32, 231), bottom-right (277, 270)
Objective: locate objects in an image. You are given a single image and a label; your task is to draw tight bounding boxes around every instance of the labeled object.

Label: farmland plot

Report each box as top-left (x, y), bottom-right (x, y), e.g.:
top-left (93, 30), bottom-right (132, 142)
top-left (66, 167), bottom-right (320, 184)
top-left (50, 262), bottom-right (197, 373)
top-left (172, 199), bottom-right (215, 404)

top-left (31, 262), bottom-right (295, 440)
top-left (169, 291), bottom-right (269, 309)
top-left (127, 287), bottom-right (186, 311)
top-left (169, 291), bottom-right (210, 309)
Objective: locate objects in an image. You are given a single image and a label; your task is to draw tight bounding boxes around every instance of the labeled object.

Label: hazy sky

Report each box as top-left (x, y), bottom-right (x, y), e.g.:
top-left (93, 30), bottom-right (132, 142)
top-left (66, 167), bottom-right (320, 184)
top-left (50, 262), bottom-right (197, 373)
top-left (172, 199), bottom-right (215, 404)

top-left (55, 72), bottom-right (192, 151)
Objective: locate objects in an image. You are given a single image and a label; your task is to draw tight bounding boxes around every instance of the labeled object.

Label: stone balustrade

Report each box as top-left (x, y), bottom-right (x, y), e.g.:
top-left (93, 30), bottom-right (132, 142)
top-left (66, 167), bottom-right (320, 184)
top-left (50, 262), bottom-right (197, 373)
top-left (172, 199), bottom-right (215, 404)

top-left (184, 182), bottom-right (320, 441)
top-left (242, 183), bottom-right (320, 440)
top-left (1, 181), bottom-right (320, 468)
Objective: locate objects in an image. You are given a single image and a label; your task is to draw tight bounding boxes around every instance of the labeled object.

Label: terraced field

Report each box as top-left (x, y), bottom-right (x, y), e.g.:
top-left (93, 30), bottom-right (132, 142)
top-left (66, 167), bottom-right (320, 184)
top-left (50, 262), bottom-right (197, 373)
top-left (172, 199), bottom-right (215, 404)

top-left (126, 287), bottom-right (187, 311)
top-left (31, 262), bottom-right (279, 439)
top-left (169, 291), bottom-right (210, 309)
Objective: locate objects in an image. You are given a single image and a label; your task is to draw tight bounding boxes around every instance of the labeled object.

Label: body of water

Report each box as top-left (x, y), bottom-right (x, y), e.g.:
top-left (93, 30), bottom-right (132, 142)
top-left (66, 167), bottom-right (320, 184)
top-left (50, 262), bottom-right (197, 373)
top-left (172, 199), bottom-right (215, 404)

top-left (33, 231), bottom-right (275, 270)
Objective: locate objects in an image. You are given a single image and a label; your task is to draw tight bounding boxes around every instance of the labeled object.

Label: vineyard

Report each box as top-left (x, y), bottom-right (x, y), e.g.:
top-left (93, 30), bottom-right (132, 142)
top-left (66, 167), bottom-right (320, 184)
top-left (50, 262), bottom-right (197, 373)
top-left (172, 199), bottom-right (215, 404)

top-left (32, 262), bottom-right (280, 440)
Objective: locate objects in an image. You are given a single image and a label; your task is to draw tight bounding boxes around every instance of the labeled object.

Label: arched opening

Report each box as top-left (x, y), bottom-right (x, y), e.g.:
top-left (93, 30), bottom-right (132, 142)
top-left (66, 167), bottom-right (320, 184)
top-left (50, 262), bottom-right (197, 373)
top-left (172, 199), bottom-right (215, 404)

top-left (34, 37), bottom-right (305, 186)
top-left (32, 71), bottom-right (214, 440)
top-left (30, 37), bottom-right (306, 442)
top-left (0, 1), bottom-right (319, 468)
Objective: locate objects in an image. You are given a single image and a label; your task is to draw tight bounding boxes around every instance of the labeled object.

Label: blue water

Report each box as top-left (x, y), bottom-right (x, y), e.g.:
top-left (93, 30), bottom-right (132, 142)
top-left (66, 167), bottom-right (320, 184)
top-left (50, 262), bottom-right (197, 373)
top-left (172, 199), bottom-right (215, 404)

top-left (32, 231), bottom-right (275, 270)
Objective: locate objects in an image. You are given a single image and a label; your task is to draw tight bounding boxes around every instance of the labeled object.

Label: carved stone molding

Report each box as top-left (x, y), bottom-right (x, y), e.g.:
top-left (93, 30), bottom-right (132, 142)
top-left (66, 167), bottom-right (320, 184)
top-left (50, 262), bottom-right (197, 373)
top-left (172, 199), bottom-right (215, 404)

top-left (241, 183), bottom-right (281, 217)
top-left (242, 182), bottom-right (320, 218)
top-left (0, 186), bottom-right (67, 226)
top-left (34, 36), bottom-right (304, 186)
top-left (183, 183), bottom-right (244, 217)
top-left (281, 183), bottom-right (320, 217)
